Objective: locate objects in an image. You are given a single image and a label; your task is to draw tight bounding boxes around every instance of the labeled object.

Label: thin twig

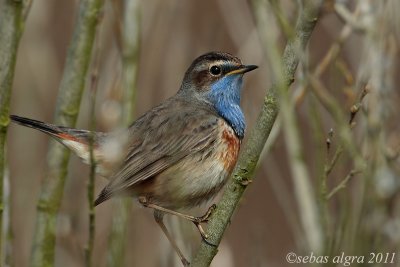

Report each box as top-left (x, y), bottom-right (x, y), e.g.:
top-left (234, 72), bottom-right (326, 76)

top-left (321, 82), bottom-right (368, 181)
top-left (335, 59), bottom-right (354, 85)
top-left (326, 170), bottom-right (361, 199)
top-left (308, 74), bottom-right (364, 163)
top-left (325, 145), bottom-right (344, 176)
top-left (85, 76), bottom-right (98, 267)
top-left (85, 10), bottom-right (103, 267)
top-left (349, 84), bottom-right (369, 124)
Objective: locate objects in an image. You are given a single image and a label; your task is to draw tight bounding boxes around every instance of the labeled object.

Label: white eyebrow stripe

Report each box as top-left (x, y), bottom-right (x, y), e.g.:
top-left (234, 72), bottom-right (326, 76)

top-left (195, 60), bottom-right (239, 73)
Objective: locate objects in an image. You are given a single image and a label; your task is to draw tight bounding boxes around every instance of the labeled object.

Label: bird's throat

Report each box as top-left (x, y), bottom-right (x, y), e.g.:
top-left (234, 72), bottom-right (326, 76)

top-left (209, 76), bottom-right (245, 138)
top-left (215, 101), bottom-right (245, 138)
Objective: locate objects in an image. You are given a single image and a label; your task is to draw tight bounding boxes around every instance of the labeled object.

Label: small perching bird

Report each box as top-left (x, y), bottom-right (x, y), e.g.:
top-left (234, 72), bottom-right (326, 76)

top-left (11, 51), bottom-right (257, 266)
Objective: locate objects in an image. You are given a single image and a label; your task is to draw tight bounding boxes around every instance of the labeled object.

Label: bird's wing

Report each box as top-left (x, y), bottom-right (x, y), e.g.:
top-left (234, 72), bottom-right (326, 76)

top-left (95, 101), bottom-right (220, 205)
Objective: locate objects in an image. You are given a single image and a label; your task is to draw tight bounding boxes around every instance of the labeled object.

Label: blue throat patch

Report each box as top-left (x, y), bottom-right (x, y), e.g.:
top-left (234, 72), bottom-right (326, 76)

top-left (208, 75), bottom-right (245, 138)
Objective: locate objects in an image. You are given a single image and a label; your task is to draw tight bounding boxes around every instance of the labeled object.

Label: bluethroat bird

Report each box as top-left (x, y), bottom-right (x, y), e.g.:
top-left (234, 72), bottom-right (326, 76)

top-left (11, 51), bottom-right (257, 266)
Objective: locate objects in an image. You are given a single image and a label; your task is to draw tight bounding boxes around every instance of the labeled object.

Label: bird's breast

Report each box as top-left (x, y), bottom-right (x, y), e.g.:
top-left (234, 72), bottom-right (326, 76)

top-left (218, 121), bottom-right (241, 173)
top-left (136, 119), bottom-right (241, 209)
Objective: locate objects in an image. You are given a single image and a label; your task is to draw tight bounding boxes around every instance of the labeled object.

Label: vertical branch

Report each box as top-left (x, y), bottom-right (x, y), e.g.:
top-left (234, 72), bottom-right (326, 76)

top-left (86, 128), bottom-right (96, 267)
top-left (191, 1), bottom-right (323, 266)
top-left (85, 12), bottom-right (103, 266)
top-left (121, 0), bottom-right (140, 126)
top-left (31, 0), bottom-right (104, 266)
top-left (85, 73), bottom-right (98, 267)
top-left (0, 0), bottom-right (28, 265)
top-left (107, 0), bottom-right (140, 266)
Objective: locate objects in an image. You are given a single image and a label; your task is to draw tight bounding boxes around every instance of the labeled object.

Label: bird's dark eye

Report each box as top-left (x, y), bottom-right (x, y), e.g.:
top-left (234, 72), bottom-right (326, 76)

top-left (209, 65), bottom-right (221, 76)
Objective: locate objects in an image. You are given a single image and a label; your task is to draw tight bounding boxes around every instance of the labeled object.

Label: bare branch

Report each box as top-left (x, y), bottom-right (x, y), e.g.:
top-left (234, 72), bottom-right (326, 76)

top-left (326, 170), bottom-right (361, 199)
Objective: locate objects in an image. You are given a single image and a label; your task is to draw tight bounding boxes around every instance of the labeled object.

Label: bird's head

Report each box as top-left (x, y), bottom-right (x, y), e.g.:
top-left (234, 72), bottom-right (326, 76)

top-left (179, 52), bottom-right (257, 138)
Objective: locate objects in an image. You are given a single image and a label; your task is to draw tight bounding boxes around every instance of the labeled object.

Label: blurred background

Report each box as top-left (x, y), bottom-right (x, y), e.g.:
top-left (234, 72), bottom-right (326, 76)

top-left (5, 0), bottom-right (400, 266)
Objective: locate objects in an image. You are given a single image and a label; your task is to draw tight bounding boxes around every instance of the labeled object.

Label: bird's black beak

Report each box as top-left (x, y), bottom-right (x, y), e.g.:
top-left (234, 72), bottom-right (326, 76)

top-left (228, 64), bottom-right (258, 75)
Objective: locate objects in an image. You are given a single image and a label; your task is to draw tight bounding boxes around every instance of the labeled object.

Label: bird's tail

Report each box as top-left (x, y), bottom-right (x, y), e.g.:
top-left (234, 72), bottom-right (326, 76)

top-left (10, 115), bottom-right (97, 164)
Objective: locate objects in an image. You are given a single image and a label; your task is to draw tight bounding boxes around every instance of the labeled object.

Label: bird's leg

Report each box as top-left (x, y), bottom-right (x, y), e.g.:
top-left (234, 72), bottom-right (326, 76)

top-left (138, 197), bottom-right (217, 243)
top-left (153, 210), bottom-right (190, 267)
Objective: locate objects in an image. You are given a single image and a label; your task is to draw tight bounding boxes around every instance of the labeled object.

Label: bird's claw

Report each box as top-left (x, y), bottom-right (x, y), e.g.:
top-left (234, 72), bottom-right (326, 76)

top-left (195, 204), bottom-right (217, 223)
top-left (195, 224), bottom-right (217, 247)
top-left (201, 235), bottom-right (218, 247)
top-left (192, 204), bottom-right (218, 247)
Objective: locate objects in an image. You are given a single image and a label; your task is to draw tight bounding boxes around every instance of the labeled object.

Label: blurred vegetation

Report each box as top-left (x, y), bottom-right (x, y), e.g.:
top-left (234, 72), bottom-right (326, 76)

top-left (0, 0), bottom-right (30, 265)
top-left (1, 0), bottom-right (400, 266)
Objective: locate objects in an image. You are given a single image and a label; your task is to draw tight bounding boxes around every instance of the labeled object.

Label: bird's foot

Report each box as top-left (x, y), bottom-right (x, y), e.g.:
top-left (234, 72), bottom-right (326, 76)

top-left (192, 204), bottom-right (218, 247)
top-left (138, 196), bottom-right (149, 206)
top-left (194, 204), bottom-right (217, 224)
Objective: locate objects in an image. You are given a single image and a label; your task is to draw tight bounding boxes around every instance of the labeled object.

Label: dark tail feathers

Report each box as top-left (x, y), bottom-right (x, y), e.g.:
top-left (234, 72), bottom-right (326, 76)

top-left (10, 115), bottom-right (64, 137)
